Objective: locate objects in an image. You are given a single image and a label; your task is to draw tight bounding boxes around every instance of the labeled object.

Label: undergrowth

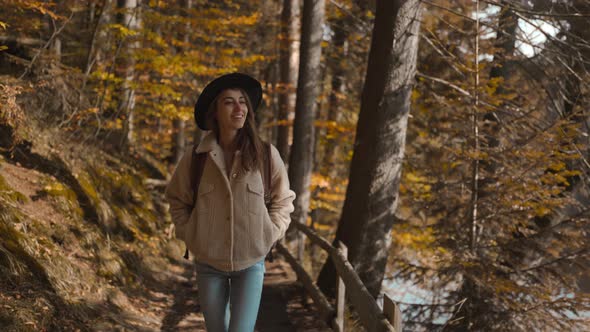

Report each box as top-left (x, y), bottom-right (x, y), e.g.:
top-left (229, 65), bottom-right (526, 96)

top-left (0, 74), bottom-right (181, 330)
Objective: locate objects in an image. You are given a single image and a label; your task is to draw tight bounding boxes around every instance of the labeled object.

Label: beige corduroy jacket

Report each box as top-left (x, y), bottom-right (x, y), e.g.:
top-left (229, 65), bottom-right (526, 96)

top-left (164, 131), bottom-right (296, 272)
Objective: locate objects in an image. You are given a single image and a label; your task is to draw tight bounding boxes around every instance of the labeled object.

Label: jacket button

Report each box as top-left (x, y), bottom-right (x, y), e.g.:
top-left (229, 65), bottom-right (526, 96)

top-left (232, 173), bottom-right (237, 178)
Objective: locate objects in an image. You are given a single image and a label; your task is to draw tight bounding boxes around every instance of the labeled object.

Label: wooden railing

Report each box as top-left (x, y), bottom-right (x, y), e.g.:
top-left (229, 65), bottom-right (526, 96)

top-left (276, 221), bottom-right (403, 332)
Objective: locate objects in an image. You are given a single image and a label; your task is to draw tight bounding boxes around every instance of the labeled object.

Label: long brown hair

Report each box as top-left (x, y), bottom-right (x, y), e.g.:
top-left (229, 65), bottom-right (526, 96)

top-left (205, 88), bottom-right (265, 172)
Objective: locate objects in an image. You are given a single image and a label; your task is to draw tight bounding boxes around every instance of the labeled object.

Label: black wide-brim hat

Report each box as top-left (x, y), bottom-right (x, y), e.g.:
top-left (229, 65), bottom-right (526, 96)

top-left (194, 72), bottom-right (262, 130)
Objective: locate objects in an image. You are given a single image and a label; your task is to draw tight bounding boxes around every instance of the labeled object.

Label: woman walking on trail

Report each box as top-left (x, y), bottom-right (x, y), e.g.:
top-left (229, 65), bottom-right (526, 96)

top-left (165, 72), bottom-right (296, 332)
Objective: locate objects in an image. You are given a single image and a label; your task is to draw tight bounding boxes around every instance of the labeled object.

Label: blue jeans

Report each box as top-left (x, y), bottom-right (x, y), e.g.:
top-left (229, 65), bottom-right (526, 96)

top-left (195, 259), bottom-right (265, 332)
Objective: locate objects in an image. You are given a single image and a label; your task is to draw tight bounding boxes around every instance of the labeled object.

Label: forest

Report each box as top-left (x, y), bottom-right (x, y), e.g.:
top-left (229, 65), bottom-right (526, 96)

top-left (0, 0), bottom-right (589, 331)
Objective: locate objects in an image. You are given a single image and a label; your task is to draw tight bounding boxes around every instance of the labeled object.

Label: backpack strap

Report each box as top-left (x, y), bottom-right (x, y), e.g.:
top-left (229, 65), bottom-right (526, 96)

top-left (262, 142), bottom-right (279, 263)
top-left (185, 145), bottom-right (207, 259)
top-left (262, 141), bottom-right (273, 207)
top-left (190, 148), bottom-right (208, 208)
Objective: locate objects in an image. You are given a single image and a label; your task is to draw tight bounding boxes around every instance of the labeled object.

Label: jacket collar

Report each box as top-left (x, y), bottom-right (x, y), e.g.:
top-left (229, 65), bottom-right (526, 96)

top-left (195, 131), bottom-right (242, 178)
top-left (195, 131), bottom-right (243, 156)
top-left (195, 131), bottom-right (218, 153)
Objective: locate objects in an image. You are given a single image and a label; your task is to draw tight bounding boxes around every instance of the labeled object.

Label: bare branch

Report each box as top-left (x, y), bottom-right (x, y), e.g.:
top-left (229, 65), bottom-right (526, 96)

top-left (19, 10), bottom-right (75, 79)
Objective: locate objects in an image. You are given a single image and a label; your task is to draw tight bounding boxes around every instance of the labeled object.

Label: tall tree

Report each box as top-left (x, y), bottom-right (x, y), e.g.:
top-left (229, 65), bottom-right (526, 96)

top-left (321, 11), bottom-right (351, 176)
top-left (317, 0), bottom-right (423, 298)
top-left (560, 0), bottom-right (590, 293)
top-left (453, 1), bottom-right (523, 329)
top-left (94, 0), bottom-right (113, 66)
top-left (392, 1), bottom-right (590, 329)
top-left (286, 0), bottom-right (325, 247)
top-left (43, 1), bottom-right (63, 60)
top-left (171, 0), bottom-right (192, 164)
top-left (531, 0), bottom-right (590, 295)
top-left (116, 0), bottom-right (140, 147)
top-left (277, 0), bottom-right (300, 163)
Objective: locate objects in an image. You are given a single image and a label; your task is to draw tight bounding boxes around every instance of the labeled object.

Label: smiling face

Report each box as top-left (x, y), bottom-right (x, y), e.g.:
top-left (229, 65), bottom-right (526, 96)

top-left (214, 88), bottom-right (249, 134)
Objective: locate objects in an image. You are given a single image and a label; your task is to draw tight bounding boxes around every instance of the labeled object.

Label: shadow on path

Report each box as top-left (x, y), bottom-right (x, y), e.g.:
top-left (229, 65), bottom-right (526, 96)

top-left (256, 283), bottom-right (296, 332)
top-left (160, 262), bottom-right (204, 331)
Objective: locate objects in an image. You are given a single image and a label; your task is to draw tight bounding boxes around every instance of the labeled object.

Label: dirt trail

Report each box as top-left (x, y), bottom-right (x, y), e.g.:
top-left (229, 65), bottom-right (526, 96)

top-left (157, 257), bottom-right (332, 332)
top-left (1, 157), bottom-right (331, 331)
top-left (80, 253), bottom-right (332, 331)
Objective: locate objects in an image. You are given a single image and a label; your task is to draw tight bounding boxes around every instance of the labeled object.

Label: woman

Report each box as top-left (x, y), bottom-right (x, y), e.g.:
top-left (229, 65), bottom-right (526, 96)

top-left (164, 72), bottom-right (296, 332)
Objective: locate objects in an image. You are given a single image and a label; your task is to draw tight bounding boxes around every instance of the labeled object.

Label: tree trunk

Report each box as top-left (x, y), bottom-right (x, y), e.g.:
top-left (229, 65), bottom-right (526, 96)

top-left (551, 0), bottom-right (590, 197)
top-left (519, 2), bottom-right (590, 295)
top-left (277, 0), bottom-right (301, 163)
top-left (83, 0), bottom-right (107, 82)
top-left (534, 0), bottom-right (590, 295)
top-left (477, 0), bottom-right (520, 196)
top-left (95, 0), bottom-right (113, 65)
top-left (286, 0), bottom-right (325, 244)
top-left (172, 119), bottom-right (186, 164)
top-left (45, 0), bottom-right (64, 59)
top-left (312, 60), bottom-right (327, 174)
top-left (316, 0), bottom-right (423, 298)
top-left (170, 0), bottom-right (192, 163)
top-left (321, 14), bottom-right (350, 177)
top-left (525, 3), bottom-right (590, 225)
top-left (116, 0), bottom-right (140, 147)
top-left (271, 60), bottom-right (280, 145)
top-left (473, 0), bottom-right (520, 257)
top-left (452, 2), bottom-right (521, 329)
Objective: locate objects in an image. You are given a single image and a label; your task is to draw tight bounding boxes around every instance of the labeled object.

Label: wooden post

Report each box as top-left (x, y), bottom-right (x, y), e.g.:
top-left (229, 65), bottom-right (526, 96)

top-left (332, 241), bottom-right (347, 332)
top-left (275, 242), bottom-right (335, 323)
top-left (383, 293), bottom-right (402, 332)
top-left (296, 229), bottom-right (305, 313)
top-left (288, 222), bottom-right (396, 331)
top-left (297, 231), bottom-right (305, 262)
